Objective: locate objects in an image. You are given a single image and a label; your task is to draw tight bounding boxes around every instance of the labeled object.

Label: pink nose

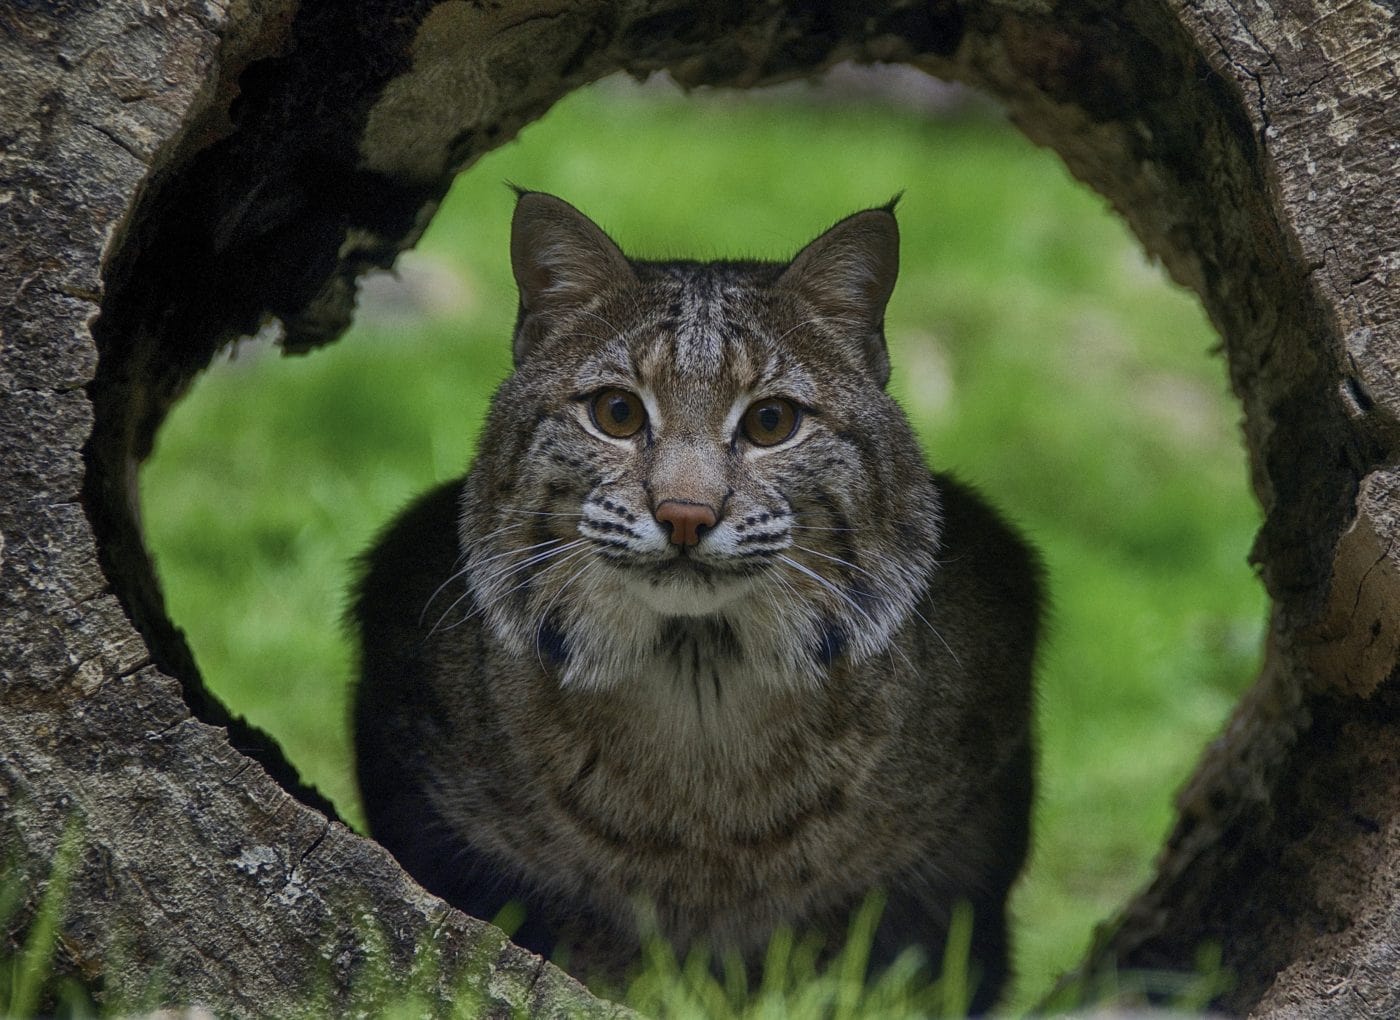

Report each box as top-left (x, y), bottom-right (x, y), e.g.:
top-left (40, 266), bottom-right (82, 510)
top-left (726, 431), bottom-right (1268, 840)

top-left (654, 500), bottom-right (718, 547)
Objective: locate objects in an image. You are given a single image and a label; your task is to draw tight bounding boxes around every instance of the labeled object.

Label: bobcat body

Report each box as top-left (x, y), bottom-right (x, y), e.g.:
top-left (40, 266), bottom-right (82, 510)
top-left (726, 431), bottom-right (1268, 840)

top-left (353, 193), bottom-right (1042, 1010)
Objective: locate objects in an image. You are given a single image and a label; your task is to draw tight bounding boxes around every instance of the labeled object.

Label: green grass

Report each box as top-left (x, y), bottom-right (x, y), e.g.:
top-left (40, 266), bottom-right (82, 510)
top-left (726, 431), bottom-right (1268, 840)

top-left (616, 898), bottom-right (980, 1019)
top-left (1, 828), bottom-right (93, 1018)
top-left (140, 78), bottom-right (1265, 1014)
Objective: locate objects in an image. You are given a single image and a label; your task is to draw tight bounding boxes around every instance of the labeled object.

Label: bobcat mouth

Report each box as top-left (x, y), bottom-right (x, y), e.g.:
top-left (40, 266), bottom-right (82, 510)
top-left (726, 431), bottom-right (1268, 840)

top-left (652, 555), bottom-right (713, 578)
top-left (618, 556), bottom-right (754, 617)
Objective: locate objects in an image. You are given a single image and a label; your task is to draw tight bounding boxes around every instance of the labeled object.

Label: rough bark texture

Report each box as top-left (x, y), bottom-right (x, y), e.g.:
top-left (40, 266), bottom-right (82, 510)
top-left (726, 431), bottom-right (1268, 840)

top-left (0, 0), bottom-right (1395, 1016)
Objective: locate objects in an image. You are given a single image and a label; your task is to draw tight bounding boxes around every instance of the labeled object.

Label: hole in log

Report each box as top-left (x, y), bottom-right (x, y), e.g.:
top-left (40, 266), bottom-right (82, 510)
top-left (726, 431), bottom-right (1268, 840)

top-left (73, 0), bottom-right (1372, 1009)
top-left (132, 73), bottom-right (1265, 1008)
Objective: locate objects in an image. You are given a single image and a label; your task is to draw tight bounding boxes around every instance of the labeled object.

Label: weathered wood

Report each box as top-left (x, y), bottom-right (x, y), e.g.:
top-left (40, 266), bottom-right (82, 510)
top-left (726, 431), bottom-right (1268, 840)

top-left (0, 2), bottom-right (616, 1014)
top-left (1, 0), bottom-right (1395, 1015)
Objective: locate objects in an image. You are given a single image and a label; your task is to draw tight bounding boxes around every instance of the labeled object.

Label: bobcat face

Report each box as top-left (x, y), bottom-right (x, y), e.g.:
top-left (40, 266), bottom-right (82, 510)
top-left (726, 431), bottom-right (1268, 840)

top-left (454, 194), bottom-right (943, 692)
top-left (565, 275), bottom-right (839, 619)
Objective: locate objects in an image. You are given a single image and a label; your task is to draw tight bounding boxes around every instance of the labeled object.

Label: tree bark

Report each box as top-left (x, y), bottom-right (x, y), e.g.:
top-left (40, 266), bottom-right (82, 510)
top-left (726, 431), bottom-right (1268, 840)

top-left (0, 0), bottom-right (1395, 1016)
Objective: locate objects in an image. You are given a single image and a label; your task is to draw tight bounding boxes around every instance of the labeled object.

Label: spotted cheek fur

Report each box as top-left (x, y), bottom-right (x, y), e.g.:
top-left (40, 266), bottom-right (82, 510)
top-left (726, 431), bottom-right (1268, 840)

top-left (579, 481), bottom-right (669, 560)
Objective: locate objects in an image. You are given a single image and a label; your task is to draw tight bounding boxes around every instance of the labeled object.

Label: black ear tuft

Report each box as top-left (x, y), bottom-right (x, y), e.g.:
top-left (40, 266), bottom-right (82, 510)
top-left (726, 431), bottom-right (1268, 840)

top-left (777, 206), bottom-right (901, 386)
top-left (509, 192), bottom-right (636, 362)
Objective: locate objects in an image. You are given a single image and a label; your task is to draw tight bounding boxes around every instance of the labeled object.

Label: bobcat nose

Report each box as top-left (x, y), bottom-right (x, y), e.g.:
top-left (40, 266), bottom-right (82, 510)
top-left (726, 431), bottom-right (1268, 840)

top-left (654, 500), bottom-right (717, 547)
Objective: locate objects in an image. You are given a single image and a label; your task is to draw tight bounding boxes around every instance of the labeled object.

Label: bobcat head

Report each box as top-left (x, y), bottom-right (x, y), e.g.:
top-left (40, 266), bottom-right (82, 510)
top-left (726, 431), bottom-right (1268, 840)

top-left (449, 192), bottom-right (943, 693)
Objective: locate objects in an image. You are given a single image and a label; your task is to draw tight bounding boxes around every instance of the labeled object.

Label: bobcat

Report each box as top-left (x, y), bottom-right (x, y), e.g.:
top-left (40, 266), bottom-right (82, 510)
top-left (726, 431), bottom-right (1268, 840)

top-left (353, 191), bottom-right (1042, 1010)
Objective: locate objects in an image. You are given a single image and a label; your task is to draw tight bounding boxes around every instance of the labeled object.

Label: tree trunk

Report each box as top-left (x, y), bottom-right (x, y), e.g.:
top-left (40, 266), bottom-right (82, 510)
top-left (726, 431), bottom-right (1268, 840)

top-left (1, 0), bottom-right (1395, 1015)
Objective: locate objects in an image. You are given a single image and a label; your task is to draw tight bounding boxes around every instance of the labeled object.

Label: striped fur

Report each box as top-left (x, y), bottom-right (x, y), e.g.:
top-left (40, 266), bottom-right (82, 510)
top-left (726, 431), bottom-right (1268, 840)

top-left (353, 193), bottom-right (1042, 1011)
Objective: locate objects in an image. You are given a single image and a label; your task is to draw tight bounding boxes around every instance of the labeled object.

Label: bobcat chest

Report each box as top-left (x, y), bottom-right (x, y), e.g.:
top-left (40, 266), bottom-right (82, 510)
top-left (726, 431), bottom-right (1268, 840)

top-left (513, 645), bottom-right (905, 924)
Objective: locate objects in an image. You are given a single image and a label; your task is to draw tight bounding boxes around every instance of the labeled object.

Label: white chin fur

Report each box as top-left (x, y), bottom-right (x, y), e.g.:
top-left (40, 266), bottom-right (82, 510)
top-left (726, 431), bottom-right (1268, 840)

top-left (623, 570), bottom-right (753, 617)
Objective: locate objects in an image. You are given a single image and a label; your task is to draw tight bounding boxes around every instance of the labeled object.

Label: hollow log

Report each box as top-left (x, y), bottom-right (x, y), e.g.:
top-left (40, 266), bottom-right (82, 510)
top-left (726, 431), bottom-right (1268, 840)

top-left (0, 0), bottom-right (1395, 1014)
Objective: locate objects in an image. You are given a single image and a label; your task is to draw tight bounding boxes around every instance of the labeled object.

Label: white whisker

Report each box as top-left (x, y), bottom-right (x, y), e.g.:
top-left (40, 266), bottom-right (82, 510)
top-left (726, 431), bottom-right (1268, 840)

top-left (498, 507), bottom-right (587, 519)
top-left (793, 542), bottom-right (961, 668)
top-left (418, 522), bottom-right (541, 625)
top-left (533, 558), bottom-right (598, 671)
top-left (472, 536), bottom-right (569, 574)
top-left (435, 542), bottom-right (592, 636)
top-left (776, 553), bottom-right (922, 675)
top-left (790, 543), bottom-right (874, 577)
top-left (429, 539), bottom-right (588, 635)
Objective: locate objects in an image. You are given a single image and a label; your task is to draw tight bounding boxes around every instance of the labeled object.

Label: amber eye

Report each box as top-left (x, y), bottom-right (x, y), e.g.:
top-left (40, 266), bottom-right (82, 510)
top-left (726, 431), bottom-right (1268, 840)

top-left (590, 388), bottom-right (646, 438)
top-left (742, 398), bottom-right (800, 447)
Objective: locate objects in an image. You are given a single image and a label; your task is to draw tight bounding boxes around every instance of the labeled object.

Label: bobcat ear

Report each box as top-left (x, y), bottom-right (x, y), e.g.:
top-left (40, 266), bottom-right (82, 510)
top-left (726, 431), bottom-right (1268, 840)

top-left (778, 206), bottom-right (899, 386)
top-left (510, 190), bottom-right (636, 322)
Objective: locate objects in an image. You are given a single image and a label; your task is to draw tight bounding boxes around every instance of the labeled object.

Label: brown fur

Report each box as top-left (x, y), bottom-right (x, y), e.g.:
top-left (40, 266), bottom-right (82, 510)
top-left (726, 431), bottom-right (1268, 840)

top-left (353, 193), bottom-right (1042, 1010)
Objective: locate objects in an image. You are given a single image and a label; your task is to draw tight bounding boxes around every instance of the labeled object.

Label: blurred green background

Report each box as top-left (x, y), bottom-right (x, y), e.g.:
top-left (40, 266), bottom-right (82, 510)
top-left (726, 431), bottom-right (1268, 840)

top-left (140, 73), bottom-right (1265, 1012)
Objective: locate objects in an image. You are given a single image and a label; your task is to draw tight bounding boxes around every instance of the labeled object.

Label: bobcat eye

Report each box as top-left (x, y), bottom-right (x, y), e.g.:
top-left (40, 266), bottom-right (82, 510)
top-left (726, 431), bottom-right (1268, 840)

top-left (742, 398), bottom-right (800, 447)
top-left (590, 388), bottom-right (646, 439)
